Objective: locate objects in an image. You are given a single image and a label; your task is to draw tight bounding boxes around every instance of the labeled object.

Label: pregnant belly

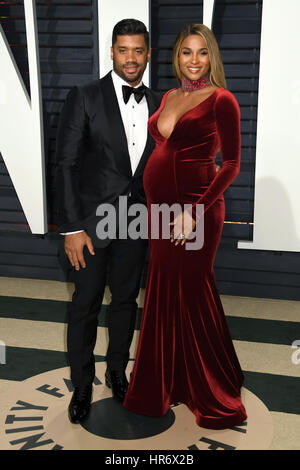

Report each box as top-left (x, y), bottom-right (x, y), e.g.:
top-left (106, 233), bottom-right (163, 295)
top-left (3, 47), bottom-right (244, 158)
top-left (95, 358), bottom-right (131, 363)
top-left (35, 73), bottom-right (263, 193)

top-left (176, 158), bottom-right (218, 202)
top-left (143, 146), bottom-right (219, 207)
top-left (143, 146), bottom-right (178, 204)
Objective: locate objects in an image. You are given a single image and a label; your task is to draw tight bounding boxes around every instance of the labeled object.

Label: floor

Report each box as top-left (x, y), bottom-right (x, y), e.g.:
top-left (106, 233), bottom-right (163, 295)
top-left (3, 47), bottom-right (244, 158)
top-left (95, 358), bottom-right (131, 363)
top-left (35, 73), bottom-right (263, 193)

top-left (0, 276), bottom-right (299, 450)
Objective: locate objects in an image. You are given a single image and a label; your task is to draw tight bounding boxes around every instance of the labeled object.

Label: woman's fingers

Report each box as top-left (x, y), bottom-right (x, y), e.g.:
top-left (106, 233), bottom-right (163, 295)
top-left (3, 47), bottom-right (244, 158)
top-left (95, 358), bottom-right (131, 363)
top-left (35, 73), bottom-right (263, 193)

top-left (169, 211), bottom-right (195, 246)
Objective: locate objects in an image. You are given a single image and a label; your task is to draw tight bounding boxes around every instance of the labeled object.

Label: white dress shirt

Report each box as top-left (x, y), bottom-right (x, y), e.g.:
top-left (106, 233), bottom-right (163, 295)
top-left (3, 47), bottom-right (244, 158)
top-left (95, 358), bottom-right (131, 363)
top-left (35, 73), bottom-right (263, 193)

top-left (61, 70), bottom-right (149, 235)
top-left (111, 70), bottom-right (148, 175)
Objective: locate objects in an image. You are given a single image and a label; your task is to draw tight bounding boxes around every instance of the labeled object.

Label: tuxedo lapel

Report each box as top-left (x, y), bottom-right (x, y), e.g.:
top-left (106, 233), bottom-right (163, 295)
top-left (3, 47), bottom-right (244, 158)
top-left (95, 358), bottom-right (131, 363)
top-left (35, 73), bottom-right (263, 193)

top-left (133, 88), bottom-right (157, 177)
top-left (101, 72), bottom-right (132, 177)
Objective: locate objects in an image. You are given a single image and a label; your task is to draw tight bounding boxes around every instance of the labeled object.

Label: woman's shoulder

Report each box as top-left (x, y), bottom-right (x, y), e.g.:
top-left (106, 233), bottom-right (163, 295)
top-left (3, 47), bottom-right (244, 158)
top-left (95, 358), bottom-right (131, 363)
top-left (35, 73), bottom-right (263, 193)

top-left (157, 88), bottom-right (178, 108)
top-left (214, 87), bottom-right (240, 114)
top-left (214, 87), bottom-right (239, 104)
top-left (163, 87), bottom-right (178, 99)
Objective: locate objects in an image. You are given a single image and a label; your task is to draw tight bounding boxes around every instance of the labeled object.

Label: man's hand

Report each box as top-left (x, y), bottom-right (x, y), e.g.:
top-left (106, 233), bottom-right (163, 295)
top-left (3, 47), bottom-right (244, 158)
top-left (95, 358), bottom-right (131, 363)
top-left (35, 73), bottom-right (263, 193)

top-left (64, 232), bottom-right (95, 270)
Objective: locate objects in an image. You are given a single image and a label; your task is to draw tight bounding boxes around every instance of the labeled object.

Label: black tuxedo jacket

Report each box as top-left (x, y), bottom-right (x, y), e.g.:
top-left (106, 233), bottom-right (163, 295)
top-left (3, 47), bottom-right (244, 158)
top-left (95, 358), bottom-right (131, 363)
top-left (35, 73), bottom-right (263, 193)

top-left (55, 72), bottom-right (162, 247)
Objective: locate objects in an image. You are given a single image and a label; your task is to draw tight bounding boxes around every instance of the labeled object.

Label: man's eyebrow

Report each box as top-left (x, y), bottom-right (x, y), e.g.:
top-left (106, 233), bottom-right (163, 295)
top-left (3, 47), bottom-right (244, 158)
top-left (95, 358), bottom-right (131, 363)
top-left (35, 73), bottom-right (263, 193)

top-left (118, 46), bottom-right (145, 50)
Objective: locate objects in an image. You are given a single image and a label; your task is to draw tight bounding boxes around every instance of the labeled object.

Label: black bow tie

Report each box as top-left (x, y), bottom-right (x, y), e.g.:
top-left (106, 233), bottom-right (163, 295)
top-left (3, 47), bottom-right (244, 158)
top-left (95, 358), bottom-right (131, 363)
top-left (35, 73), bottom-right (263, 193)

top-left (122, 85), bottom-right (146, 104)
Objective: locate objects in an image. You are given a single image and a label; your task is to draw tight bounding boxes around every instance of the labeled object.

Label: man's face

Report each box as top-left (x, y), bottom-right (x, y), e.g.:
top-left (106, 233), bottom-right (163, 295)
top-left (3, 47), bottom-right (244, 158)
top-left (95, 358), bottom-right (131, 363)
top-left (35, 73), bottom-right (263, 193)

top-left (111, 34), bottom-right (151, 87)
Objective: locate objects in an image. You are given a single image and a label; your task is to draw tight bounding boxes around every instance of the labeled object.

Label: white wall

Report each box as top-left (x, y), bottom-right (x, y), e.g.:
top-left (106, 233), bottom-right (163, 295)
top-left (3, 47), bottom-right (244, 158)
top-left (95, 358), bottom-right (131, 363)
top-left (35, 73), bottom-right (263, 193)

top-left (203, 0), bottom-right (215, 29)
top-left (0, 0), bottom-right (47, 234)
top-left (97, 0), bottom-right (150, 85)
top-left (238, 0), bottom-right (300, 252)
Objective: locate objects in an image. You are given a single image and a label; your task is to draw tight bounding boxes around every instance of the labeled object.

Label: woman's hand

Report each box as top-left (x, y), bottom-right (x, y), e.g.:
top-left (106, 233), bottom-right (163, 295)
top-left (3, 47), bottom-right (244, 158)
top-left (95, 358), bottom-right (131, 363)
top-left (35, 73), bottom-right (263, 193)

top-left (169, 209), bottom-right (196, 246)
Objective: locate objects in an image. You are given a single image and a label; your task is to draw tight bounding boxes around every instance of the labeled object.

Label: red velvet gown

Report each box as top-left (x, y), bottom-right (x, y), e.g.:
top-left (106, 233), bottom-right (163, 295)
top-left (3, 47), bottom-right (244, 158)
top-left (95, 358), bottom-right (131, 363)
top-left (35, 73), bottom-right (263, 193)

top-left (122, 87), bottom-right (247, 430)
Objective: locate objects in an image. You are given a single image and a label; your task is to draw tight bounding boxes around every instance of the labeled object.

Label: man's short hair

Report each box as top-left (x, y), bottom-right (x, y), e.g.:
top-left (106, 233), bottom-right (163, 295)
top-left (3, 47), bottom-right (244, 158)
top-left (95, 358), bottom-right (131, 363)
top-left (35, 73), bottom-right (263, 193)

top-left (112, 19), bottom-right (149, 49)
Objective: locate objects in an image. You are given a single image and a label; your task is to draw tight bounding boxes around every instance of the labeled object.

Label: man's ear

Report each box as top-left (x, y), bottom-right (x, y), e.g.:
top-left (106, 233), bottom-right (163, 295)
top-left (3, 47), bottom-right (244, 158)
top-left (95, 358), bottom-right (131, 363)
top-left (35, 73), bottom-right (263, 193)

top-left (110, 46), bottom-right (114, 60)
top-left (147, 47), bottom-right (152, 63)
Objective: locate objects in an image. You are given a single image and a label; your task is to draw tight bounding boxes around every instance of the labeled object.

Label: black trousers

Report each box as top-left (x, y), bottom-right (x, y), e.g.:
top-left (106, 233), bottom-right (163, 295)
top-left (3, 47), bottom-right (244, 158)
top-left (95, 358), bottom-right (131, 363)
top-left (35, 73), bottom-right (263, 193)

top-left (67, 235), bottom-right (148, 388)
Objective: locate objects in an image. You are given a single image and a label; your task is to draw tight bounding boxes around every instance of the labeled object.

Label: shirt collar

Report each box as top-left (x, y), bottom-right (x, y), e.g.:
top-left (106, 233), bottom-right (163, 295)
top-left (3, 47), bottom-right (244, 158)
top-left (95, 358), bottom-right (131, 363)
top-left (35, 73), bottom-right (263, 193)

top-left (111, 70), bottom-right (144, 99)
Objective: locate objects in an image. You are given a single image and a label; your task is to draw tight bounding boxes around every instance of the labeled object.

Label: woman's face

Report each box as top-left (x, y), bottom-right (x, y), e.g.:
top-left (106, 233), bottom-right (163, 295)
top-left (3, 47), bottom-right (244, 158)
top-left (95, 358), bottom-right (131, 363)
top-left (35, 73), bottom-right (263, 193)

top-left (178, 34), bottom-right (210, 82)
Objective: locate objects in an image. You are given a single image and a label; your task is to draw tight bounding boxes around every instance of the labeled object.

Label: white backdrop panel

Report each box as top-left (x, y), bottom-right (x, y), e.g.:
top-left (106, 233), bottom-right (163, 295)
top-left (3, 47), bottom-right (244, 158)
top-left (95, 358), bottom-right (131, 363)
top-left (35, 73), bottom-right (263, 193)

top-left (97, 0), bottom-right (150, 85)
top-left (0, 0), bottom-right (47, 234)
top-left (238, 0), bottom-right (300, 252)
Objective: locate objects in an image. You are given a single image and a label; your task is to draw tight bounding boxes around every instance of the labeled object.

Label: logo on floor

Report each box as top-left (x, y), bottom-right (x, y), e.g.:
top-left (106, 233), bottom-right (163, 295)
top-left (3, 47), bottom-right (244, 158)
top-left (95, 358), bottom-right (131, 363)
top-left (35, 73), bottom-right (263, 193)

top-left (0, 362), bottom-right (273, 450)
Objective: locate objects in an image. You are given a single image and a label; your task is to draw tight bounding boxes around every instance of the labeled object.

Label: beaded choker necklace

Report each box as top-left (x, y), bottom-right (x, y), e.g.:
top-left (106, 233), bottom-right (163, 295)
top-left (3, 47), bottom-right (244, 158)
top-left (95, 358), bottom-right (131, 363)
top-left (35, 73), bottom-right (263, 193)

top-left (181, 73), bottom-right (211, 92)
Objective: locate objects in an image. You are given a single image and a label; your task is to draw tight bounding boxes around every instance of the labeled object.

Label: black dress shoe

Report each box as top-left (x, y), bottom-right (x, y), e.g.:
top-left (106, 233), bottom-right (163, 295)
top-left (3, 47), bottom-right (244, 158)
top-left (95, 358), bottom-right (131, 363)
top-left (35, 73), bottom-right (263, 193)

top-left (68, 384), bottom-right (92, 424)
top-left (105, 370), bottom-right (128, 402)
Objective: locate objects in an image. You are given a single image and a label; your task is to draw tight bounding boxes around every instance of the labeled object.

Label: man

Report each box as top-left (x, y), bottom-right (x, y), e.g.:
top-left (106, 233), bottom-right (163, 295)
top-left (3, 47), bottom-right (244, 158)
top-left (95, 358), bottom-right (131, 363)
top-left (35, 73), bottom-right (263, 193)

top-left (55, 19), bottom-right (162, 424)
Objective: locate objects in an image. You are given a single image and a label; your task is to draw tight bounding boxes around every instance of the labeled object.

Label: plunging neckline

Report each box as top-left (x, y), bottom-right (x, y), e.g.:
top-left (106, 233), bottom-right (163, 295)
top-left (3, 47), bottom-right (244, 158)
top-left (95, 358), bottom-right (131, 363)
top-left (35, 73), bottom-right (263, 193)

top-left (156, 88), bottom-right (219, 141)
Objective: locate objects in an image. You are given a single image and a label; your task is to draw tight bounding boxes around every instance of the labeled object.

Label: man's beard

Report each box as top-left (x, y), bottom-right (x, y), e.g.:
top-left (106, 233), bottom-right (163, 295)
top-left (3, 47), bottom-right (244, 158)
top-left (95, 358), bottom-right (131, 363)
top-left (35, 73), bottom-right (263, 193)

top-left (113, 60), bottom-right (146, 84)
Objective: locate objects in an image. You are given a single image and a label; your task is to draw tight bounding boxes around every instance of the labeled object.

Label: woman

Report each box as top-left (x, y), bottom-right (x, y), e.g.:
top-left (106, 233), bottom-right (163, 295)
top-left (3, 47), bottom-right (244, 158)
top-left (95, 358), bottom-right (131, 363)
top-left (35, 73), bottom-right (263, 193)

top-left (123, 24), bottom-right (247, 430)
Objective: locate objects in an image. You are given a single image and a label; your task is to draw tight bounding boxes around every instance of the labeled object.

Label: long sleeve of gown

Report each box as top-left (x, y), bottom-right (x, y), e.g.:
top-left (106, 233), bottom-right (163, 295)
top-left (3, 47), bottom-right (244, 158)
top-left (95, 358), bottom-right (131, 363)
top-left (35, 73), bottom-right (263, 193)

top-left (188, 90), bottom-right (241, 221)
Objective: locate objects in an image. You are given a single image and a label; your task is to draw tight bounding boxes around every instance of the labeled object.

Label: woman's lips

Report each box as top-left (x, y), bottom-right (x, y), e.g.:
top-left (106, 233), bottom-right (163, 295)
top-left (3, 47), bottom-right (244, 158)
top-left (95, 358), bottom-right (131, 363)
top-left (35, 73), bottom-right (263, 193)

top-left (187, 67), bottom-right (201, 73)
